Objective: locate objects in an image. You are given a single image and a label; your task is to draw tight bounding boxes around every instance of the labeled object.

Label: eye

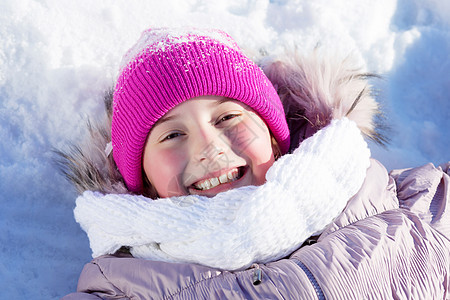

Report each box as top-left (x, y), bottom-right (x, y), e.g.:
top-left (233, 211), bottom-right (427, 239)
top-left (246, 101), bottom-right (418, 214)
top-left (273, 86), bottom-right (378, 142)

top-left (215, 113), bottom-right (241, 125)
top-left (160, 132), bottom-right (184, 142)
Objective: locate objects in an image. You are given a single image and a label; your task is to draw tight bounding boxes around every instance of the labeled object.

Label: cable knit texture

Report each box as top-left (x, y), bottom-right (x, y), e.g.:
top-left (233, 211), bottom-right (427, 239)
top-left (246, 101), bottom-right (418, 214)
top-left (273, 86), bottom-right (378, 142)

top-left (112, 28), bottom-right (290, 193)
top-left (75, 118), bottom-right (370, 270)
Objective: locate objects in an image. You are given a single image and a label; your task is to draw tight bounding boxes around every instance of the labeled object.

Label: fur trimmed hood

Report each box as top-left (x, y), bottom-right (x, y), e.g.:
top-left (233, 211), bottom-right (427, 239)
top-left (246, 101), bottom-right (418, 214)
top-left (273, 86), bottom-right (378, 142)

top-left (262, 50), bottom-right (386, 150)
top-left (56, 50), bottom-right (386, 195)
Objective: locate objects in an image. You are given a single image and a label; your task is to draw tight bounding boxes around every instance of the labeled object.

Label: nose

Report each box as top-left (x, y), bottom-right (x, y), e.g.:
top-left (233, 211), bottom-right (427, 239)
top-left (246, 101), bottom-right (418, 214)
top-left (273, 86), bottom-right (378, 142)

top-left (198, 143), bottom-right (225, 163)
top-left (192, 126), bottom-right (227, 163)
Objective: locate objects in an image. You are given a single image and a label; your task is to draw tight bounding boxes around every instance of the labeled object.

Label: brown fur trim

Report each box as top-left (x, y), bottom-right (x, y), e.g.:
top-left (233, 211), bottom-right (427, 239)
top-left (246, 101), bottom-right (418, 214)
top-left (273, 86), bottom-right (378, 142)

top-left (261, 49), bottom-right (388, 151)
top-left (54, 89), bottom-right (128, 194)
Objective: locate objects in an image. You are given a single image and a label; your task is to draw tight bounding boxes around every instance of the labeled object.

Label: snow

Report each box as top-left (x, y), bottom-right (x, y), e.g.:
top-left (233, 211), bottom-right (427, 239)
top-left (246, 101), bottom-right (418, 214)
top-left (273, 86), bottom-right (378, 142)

top-left (0, 0), bottom-right (448, 298)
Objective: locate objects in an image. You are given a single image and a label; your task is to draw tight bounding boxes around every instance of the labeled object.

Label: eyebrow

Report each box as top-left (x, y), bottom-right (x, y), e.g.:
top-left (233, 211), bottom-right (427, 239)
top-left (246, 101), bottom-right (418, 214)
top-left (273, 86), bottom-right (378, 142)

top-left (215, 97), bottom-right (230, 105)
top-left (155, 114), bottom-right (178, 126)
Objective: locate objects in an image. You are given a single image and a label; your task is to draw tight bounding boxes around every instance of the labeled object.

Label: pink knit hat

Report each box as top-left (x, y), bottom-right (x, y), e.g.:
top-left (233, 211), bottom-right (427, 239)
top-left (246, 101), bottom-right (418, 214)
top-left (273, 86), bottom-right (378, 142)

top-left (112, 28), bottom-right (290, 193)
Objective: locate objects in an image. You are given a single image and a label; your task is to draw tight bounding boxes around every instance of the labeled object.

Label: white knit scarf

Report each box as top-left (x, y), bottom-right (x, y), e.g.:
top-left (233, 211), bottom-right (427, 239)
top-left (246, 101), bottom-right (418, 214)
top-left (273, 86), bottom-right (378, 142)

top-left (75, 118), bottom-right (370, 271)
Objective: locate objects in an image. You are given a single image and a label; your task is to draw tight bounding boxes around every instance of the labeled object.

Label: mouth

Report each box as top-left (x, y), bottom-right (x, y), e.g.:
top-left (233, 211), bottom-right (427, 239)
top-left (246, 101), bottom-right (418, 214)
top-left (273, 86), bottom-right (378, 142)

top-left (188, 166), bottom-right (246, 192)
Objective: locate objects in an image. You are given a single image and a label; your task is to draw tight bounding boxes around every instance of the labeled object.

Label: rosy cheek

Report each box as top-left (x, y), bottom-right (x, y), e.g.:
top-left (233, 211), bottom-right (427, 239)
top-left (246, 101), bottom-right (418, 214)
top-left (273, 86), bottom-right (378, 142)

top-left (223, 122), bottom-right (259, 154)
top-left (229, 117), bottom-right (272, 154)
top-left (145, 149), bottom-right (186, 197)
top-left (237, 118), bottom-right (274, 185)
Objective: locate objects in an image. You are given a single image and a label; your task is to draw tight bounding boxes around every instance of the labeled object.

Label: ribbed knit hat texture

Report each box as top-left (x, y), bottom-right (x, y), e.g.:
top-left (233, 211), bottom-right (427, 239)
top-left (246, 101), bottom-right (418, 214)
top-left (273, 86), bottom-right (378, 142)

top-left (112, 28), bottom-right (290, 193)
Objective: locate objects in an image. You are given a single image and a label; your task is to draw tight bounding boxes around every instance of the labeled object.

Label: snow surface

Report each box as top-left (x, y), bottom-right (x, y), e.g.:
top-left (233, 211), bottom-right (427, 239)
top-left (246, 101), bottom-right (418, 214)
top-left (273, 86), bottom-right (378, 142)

top-left (0, 0), bottom-right (448, 298)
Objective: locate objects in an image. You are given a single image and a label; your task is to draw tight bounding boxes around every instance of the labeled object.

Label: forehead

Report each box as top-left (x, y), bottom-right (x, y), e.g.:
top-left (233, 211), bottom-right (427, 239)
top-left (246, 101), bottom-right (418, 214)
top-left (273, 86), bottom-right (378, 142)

top-left (156, 96), bottom-right (250, 124)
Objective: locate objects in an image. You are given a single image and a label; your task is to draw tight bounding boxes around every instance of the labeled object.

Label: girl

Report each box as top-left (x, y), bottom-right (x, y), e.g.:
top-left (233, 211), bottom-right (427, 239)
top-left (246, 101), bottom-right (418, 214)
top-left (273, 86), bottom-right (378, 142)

top-left (61, 28), bottom-right (450, 299)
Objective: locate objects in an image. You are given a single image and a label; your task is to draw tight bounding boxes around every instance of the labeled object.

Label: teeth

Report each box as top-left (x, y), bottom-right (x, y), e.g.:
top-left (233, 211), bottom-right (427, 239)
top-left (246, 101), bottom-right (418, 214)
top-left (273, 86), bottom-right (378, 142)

top-left (194, 168), bottom-right (240, 191)
top-left (203, 180), bottom-right (211, 189)
top-left (219, 174), bottom-right (228, 184)
top-left (210, 177), bottom-right (219, 188)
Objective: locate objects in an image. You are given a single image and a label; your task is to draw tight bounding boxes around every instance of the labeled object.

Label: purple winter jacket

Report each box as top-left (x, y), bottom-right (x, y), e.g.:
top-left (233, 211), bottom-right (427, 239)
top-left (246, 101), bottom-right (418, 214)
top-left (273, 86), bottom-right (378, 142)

top-left (63, 159), bottom-right (450, 299)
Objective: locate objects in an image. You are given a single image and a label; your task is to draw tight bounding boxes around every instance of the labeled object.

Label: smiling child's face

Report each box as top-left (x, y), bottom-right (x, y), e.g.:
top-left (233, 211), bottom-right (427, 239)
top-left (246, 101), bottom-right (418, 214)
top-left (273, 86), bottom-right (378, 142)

top-left (142, 96), bottom-right (276, 198)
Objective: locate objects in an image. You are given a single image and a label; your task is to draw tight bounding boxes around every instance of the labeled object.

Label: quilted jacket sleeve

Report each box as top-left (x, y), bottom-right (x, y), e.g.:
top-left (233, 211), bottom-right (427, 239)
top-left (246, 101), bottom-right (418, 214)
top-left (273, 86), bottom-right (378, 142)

top-left (62, 261), bottom-right (128, 299)
top-left (292, 208), bottom-right (450, 299)
top-left (391, 161), bottom-right (450, 237)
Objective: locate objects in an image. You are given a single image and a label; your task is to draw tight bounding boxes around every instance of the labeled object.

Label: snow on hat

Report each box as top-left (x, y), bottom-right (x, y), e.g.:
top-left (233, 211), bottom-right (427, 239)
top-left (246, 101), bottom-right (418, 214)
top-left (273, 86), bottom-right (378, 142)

top-left (112, 28), bottom-right (290, 193)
